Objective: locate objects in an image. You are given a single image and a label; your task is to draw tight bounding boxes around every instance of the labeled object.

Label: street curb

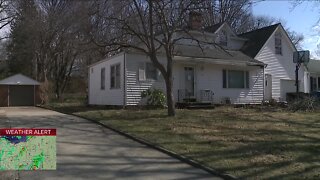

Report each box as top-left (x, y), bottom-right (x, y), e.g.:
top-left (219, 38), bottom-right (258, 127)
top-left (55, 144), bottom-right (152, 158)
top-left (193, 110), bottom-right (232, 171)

top-left (39, 106), bottom-right (238, 180)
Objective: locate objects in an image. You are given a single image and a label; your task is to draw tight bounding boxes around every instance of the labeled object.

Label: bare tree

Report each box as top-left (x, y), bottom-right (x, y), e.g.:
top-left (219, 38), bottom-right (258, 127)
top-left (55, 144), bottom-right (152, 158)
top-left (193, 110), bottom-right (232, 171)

top-left (199, 0), bottom-right (253, 32)
top-left (286, 29), bottom-right (304, 50)
top-left (238, 15), bottom-right (304, 49)
top-left (89, 0), bottom-right (212, 116)
top-left (0, 0), bottom-right (15, 39)
top-left (35, 0), bottom-right (91, 99)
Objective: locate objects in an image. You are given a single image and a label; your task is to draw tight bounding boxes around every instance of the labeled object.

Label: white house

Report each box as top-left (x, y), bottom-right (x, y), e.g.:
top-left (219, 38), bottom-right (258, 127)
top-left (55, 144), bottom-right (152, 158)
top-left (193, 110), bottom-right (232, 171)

top-left (88, 22), bottom-right (309, 106)
top-left (308, 59), bottom-right (320, 92)
top-left (239, 23), bottom-right (309, 101)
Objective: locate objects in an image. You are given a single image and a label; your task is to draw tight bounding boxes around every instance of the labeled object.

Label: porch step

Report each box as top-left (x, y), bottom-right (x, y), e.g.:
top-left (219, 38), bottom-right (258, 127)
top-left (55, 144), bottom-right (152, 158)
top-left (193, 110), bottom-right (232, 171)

top-left (176, 102), bottom-right (215, 109)
top-left (186, 105), bottom-right (215, 109)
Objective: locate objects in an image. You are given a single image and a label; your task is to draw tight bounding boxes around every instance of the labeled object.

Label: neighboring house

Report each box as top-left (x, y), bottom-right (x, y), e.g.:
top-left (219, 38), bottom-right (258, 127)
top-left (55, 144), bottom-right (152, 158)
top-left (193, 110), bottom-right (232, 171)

top-left (88, 19), bottom-right (309, 106)
top-left (239, 24), bottom-right (309, 101)
top-left (308, 59), bottom-right (320, 92)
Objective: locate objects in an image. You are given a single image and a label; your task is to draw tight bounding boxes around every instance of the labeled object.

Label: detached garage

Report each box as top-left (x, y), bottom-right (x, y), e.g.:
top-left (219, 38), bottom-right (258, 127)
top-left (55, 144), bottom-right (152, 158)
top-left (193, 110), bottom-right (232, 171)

top-left (0, 74), bottom-right (41, 106)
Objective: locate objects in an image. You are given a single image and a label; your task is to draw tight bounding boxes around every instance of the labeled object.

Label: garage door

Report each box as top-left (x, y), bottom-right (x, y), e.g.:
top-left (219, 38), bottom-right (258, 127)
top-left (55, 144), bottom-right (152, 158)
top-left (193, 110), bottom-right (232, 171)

top-left (9, 85), bottom-right (34, 106)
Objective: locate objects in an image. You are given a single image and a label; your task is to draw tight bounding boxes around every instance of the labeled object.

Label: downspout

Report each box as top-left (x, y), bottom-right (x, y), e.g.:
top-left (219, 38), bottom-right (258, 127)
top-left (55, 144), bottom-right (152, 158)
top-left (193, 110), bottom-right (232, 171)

top-left (123, 53), bottom-right (126, 108)
top-left (263, 64), bottom-right (268, 101)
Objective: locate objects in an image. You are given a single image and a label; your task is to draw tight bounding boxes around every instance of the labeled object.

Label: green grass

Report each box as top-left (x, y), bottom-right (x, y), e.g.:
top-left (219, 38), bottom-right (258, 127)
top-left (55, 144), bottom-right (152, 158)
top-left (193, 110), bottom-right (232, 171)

top-left (47, 103), bottom-right (320, 179)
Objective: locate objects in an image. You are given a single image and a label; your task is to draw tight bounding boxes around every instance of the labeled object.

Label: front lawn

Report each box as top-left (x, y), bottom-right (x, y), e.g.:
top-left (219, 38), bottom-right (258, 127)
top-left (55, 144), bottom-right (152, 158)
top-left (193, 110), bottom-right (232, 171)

top-left (49, 104), bottom-right (320, 179)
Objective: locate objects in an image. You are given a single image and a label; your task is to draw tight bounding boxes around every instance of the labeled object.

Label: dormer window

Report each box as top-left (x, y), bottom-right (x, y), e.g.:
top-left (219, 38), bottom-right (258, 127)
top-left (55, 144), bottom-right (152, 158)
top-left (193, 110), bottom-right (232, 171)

top-left (275, 32), bottom-right (282, 55)
top-left (218, 30), bottom-right (228, 46)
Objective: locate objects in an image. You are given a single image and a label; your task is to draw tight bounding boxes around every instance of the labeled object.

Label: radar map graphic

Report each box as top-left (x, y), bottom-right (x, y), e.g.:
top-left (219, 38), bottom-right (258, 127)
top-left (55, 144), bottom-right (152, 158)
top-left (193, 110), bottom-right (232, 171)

top-left (0, 128), bottom-right (56, 170)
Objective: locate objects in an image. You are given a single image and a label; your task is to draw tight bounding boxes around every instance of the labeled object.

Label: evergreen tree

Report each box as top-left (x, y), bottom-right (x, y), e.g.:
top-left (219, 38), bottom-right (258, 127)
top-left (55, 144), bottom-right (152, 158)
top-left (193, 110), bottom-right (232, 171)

top-left (6, 0), bottom-right (39, 77)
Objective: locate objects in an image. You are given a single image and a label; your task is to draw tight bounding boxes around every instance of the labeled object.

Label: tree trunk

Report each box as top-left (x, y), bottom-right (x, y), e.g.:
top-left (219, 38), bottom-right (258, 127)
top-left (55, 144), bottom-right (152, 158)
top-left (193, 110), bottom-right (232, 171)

top-left (55, 81), bottom-right (62, 101)
top-left (164, 75), bottom-right (175, 116)
top-left (55, 90), bottom-right (61, 100)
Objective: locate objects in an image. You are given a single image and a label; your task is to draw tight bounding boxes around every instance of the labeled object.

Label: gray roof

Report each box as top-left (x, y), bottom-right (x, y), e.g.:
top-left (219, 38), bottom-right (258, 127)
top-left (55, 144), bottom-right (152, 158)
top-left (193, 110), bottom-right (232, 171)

top-left (0, 74), bottom-right (40, 85)
top-left (238, 23), bottom-right (280, 58)
top-left (204, 22), bottom-right (224, 33)
top-left (307, 59), bottom-right (320, 73)
top-left (173, 44), bottom-right (265, 66)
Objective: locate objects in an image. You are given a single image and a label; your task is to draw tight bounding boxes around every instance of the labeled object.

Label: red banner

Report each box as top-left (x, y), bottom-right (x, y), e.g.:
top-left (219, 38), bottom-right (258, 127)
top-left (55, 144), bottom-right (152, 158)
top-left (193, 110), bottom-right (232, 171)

top-left (0, 128), bottom-right (56, 136)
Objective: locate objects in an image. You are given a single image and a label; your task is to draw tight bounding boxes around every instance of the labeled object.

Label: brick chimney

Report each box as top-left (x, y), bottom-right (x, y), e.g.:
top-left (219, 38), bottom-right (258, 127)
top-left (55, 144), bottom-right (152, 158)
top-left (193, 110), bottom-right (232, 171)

top-left (189, 12), bottom-right (202, 30)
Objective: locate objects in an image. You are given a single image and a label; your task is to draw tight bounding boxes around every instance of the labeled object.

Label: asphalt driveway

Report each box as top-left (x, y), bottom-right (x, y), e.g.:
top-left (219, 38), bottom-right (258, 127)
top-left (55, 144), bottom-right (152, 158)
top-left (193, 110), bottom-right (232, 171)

top-left (0, 107), bottom-right (220, 180)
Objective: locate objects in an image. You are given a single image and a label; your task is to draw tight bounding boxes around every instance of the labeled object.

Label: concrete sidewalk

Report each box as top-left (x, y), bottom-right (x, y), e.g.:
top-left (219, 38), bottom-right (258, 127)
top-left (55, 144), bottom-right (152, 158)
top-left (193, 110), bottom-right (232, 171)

top-left (0, 107), bottom-right (222, 180)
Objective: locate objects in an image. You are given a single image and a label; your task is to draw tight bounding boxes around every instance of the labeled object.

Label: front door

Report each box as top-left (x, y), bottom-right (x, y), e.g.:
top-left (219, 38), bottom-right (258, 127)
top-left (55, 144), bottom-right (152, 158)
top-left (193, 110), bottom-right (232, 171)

top-left (184, 67), bottom-right (195, 97)
top-left (265, 74), bottom-right (272, 100)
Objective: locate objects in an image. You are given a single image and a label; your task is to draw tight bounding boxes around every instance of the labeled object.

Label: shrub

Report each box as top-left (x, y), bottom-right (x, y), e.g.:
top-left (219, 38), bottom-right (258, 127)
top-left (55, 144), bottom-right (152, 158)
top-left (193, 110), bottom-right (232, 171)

top-left (288, 97), bottom-right (319, 112)
top-left (141, 88), bottom-right (166, 108)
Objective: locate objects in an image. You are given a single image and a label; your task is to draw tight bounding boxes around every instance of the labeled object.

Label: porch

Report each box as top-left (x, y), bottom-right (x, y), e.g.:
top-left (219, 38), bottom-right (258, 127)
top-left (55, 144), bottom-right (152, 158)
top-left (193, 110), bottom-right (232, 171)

top-left (176, 89), bottom-right (215, 109)
top-left (177, 89), bottom-right (214, 103)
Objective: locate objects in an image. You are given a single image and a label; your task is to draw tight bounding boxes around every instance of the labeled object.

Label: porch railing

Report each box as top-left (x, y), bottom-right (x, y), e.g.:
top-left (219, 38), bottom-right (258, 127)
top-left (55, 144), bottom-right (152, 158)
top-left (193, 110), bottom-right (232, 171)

top-left (178, 89), bottom-right (214, 103)
top-left (200, 89), bottom-right (214, 102)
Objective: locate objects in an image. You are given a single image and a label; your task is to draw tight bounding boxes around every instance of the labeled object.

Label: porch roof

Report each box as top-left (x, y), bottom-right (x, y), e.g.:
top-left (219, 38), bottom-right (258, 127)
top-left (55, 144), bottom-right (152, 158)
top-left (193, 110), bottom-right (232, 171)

top-left (307, 59), bottom-right (320, 74)
top-left (173, 44), bottom-right (265, 67)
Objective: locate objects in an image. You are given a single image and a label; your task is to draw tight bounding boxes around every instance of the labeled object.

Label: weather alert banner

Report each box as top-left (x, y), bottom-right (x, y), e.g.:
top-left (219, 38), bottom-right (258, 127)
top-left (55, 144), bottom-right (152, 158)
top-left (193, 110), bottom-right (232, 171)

top-left (0, 128), bottom-right (56, 170)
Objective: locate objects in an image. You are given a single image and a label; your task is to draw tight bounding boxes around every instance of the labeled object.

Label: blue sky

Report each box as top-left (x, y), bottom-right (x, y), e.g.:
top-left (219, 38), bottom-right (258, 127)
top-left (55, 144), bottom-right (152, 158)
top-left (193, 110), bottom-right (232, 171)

top-left (252, 0), bottom-right (320, 58)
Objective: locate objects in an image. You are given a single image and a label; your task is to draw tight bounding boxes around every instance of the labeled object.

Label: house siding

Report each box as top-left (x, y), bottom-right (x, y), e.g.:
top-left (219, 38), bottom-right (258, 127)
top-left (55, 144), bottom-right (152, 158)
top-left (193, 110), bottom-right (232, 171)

top-left (255, 27), bottom-right (306, 101)
top-left (89, 52), bottom-right (264, 105)
top-left (125, 54), bottom-right (264, 105)
top-left (175, 63), bottom-right (264, 104)
top-left (125, 53), bottom-right (165, 105)
top-left (88, 53), bottom-right (125, 105)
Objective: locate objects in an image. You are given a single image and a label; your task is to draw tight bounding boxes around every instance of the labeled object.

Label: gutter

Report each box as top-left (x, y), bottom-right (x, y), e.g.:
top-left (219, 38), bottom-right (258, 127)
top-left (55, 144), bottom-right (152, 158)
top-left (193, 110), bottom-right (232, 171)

top-left (175, 56), bottom-right (264, 67)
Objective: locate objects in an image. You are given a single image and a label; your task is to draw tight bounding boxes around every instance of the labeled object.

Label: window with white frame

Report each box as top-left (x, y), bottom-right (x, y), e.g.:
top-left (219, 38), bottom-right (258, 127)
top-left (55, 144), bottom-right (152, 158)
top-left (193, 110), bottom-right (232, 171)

top-left (146, 63), bottom-right (158, 80)
top-left (110, 64), bottom-right (121, 89)
top-left (139, 62), bottom-right (159, 81)
top-left (218, 30), bottom-right (228, 46)
top-left (100, 68), bottom-right (105, 90)
top-left (311, 76), bottom-right (320, 92)
top-left (275, 32), bottom-right (282, 55)
top-left (223, 70), bottom-right (249, 89)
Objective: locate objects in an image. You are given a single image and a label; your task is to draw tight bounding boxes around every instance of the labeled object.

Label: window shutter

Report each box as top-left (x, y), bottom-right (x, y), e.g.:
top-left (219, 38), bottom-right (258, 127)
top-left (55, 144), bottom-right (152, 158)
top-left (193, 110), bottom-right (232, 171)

top-left (110, 66), bottom-right (115, 88)
top-left (245, 71), bottom-right (249, 88)
top-left (116, 64), bottom-right (121, 88)
top-left (138, 62), bottom-right (146, 81)
top-left (223, 70), bottom-right (226, 88)
top-left (101, 68), bottom-right (105, 90)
